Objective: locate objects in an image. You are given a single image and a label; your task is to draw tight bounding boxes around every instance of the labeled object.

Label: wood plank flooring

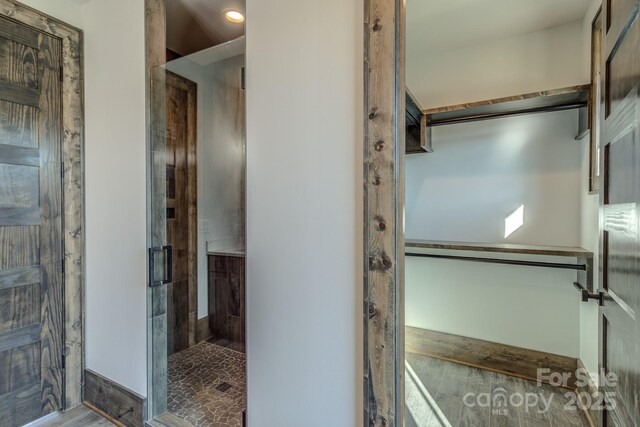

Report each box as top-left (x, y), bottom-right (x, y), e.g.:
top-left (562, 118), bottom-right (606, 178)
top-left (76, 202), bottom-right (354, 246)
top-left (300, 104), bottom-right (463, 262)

top-left (24, 404), bottom-right (116, 427)
top-left (405, 352), bottom-right (591, 427)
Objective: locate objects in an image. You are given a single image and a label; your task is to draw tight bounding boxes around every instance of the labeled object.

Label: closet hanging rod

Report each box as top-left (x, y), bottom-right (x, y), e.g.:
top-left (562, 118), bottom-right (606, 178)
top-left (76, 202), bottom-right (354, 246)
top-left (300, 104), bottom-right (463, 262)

top-left (405, 252), bottom-right (587, 271)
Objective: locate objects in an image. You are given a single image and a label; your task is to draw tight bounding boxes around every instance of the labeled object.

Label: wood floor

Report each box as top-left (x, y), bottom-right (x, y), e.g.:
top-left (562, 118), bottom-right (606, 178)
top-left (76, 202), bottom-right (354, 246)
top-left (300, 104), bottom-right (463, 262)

top-left (24, 405), bottom-right (116, 427)
top-left (405, 352), bottom-right (591, 427)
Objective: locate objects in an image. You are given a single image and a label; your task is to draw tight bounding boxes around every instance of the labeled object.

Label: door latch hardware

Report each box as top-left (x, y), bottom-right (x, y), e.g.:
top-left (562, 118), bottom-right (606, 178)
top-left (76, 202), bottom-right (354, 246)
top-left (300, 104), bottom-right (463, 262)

top-left (149, 245), bottom-right (173, 287)
top-left (573, 282), bottom-right (604, 306)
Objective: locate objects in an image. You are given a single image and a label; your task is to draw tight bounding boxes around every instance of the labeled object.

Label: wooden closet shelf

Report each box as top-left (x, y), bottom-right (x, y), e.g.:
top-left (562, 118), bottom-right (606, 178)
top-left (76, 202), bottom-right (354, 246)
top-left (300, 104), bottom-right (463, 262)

top-left (423, 84), bottom-right (591, 126)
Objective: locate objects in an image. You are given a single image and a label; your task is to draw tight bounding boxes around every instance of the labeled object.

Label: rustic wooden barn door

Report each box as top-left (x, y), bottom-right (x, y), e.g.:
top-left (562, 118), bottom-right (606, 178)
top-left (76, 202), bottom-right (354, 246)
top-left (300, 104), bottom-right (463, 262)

top-left (0, 15), bottom-right (64, 426)
top-left (599, 1), bottom-right (640, 425)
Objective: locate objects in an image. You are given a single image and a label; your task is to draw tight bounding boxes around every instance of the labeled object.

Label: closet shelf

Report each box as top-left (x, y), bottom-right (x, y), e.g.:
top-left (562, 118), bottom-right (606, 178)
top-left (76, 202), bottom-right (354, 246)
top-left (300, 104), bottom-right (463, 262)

top-left (405, 239), bottom-right (593, 258)
top-left (423, 84), bottom-right (591, 127)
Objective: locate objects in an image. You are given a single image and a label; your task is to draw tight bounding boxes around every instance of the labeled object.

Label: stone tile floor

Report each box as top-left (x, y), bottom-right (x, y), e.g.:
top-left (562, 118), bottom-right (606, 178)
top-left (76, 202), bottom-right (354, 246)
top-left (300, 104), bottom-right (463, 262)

top-left (168, 341), bottom-right (246, 427)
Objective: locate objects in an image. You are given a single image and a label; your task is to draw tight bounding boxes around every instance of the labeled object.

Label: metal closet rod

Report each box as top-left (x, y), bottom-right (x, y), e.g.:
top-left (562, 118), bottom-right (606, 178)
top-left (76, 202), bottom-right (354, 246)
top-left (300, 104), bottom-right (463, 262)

top-left (405, 252), bottom-right (587, 271)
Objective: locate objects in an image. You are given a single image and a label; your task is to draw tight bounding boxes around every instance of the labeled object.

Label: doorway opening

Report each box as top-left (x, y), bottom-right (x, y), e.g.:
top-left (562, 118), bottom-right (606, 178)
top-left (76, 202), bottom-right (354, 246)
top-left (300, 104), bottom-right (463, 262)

top-left (402, 0), bottom-right (605, 425)
top-left (146, 1), bottom-right (247, 426)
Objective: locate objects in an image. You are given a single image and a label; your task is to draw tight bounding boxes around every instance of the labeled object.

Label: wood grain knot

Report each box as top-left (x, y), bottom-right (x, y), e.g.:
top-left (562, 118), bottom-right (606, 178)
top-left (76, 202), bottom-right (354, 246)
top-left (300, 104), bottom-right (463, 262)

top-left (369, 108), bottom-right (377, 119)
top-left (372, 19), bottom-right (382, 32)
top-left (375, 216), bottom-right (387, 231)
top-left (368, 303), bottom-right (378, 318)
top-left (374, 140), bottom-right (385, 151)
top-left (369, 254), bottom-right (393, 271)
top-left (372, 175), bottom-right (381, 186)
top-left (381, 255), bottom-right (392, 269)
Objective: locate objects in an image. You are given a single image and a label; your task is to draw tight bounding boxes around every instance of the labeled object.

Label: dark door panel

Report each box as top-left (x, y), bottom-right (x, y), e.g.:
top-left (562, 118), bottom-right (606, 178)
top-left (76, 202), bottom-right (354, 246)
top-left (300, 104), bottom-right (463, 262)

top-left (0, 16), bottom-right (63, 426)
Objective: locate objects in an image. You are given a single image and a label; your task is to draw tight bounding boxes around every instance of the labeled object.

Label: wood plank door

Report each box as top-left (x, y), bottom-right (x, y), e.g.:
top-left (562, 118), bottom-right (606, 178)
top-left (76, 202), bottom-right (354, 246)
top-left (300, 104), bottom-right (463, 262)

top-left (0, 16), bottom-right (64, 426)
top-left (599, 1), bottom-right (640, 425)
top-left (165, 71), bottom-right (197, 356)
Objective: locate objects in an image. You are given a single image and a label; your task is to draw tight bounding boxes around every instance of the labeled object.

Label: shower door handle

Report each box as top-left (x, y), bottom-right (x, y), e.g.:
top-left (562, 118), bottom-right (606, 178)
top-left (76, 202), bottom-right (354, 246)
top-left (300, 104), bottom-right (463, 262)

top-left (149, 245), bottom-right (173, 287)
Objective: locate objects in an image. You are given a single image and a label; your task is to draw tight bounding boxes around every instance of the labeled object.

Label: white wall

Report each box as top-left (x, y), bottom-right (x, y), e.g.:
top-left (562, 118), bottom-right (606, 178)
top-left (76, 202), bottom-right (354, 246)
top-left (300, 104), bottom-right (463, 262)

top-left (408, 20), bottom-right (586, 110)
top-left (405, 110), bottom-right (584, 357)
top-left (406, 253), bottom-right (581, 357)
top-left (17, 0), bottom-right (84, 29)
top-left (406, 110), bottom-right (583, 247)
top-left (83, 0), bottom-right (148, 395)
top-left (202, 55), bottom-right (246, 255)
top-left (246, 0), bottom-right (363, 425)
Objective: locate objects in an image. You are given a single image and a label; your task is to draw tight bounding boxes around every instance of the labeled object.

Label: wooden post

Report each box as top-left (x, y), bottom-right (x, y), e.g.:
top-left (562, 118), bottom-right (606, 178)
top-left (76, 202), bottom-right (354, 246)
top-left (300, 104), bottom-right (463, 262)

top-left (363, 0), bottom-right (405, 425)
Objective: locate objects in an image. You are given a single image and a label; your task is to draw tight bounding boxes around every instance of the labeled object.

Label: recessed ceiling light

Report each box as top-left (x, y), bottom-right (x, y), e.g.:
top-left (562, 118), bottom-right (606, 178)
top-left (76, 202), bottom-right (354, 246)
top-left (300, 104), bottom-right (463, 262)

top-left (225, 10), bottom-right (245, 23)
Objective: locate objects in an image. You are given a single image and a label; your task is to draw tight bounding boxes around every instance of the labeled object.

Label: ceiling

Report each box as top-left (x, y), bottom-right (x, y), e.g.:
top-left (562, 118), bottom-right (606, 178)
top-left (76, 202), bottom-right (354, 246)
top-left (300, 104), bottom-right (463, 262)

top-left (407, 0), bottom-right (592, 55)
top-left (166, 0), bottom-right (245, 57)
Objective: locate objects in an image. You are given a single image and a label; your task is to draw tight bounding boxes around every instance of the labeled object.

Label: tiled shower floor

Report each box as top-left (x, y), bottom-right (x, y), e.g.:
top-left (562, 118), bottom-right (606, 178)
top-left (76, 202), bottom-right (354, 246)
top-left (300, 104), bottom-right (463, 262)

top-left (168, 342), bottom-right (246, 427)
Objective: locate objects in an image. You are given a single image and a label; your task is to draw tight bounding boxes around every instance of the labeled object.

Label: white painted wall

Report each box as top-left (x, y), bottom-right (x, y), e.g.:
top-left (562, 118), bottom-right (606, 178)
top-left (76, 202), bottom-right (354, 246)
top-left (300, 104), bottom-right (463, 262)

top-left (408, 20), bottom-right (587, 110)
top-left (406, 252), bottom-right (581, 357)
top-left (201, 54), bottom-right (246, 257)
top-left (82, 0), bottom-right (148, 395)
top-left (17, 0), bottom-right (84, 29)
top-left (246, 0), bottom-right (363, 425)
top-left (406, 110), bottom-right (583, 247)
top-left (405, 110), bottom-right (584, 357)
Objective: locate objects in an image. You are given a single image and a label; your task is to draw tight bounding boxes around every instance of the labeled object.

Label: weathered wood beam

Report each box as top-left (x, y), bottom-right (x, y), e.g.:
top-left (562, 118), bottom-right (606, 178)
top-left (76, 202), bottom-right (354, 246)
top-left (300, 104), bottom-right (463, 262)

top-left (363, 0), bottom-right (405, 425)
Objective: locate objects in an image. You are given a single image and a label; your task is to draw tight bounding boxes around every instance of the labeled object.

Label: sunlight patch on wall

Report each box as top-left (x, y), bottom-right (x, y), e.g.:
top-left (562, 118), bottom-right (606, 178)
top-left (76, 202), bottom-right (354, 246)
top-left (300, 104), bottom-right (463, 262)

top-left (504, 204), bottom-right (524, 238)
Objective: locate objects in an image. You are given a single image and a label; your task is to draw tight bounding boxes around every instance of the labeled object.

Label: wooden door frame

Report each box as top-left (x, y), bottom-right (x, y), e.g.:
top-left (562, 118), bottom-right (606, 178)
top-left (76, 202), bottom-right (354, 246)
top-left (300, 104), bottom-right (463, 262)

top-left (363, 0), bottom-right (405, 426)
top-left (0, 0), bottom-right (85, 411)
top-left (145, 0), bottom-right (167, 419)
